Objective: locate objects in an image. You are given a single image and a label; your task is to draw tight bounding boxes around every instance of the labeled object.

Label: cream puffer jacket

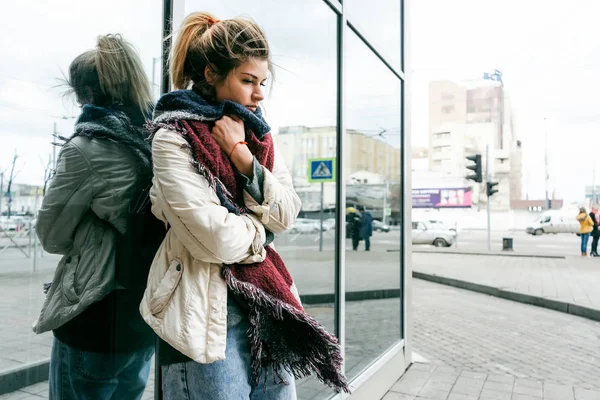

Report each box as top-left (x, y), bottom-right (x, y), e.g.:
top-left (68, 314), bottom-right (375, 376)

top-left (140, 128), bottom-right (302, 364)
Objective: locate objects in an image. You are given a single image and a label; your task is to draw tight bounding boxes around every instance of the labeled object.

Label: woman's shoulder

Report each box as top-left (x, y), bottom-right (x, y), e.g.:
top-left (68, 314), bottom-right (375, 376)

top-left (152, 127), bottom-right (188, 144)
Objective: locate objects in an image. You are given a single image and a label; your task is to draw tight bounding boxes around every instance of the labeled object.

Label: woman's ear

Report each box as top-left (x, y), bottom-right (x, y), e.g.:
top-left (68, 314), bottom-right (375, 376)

top-left (204, 64), bottom-right (217, 85)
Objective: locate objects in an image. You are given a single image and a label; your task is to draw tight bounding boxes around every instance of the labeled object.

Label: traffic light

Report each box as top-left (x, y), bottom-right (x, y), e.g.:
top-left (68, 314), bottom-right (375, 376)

top-left (466, 154), bottom-right (483, 183)
top-left (487, 181), bottom-right (499, 197)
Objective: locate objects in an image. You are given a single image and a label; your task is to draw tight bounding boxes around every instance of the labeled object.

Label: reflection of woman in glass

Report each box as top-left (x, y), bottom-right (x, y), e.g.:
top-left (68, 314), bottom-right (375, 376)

top-left (140, 12), bottom-right (348, 399)
top-left (34, 34), bottom-right (162, 399)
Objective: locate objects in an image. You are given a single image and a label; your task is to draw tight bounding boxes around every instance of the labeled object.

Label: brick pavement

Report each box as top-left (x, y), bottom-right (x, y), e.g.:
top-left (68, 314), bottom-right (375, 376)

top-left (383, 280), bottom-right (600, 400)
top-left (413, 253), bottom-right (600, 312)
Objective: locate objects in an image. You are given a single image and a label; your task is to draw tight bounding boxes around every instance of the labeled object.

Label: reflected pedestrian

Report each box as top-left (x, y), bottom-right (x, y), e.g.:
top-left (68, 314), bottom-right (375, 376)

top-left (139, 12), bottom-right (349, 399)
top-left (577, 207), bottom-right (594, 257)
top-left (357, 205), bottom-right (373, 251)
top-left (33, 34), bottom-right (165, 399)
top-left (346, 206), bottom-right (362, 250)
top-left (591, 205), bottom-right (600, 257)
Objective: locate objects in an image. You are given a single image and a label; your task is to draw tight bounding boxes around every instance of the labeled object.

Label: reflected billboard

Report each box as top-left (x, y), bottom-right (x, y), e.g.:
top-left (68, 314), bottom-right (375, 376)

top-left (412, 188), bottom-right (473, 209)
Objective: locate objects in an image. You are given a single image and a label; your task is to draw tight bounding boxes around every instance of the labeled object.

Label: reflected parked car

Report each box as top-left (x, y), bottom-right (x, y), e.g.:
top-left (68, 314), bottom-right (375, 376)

top-left (0, 216), bottom-right (30, 231)
top-left (289, 218), bottom-right (320, 234)
top-left (412, 221), bottom-right (456, 247)
top-left (322, 218), bottom-right (336, 231)
top-left (372, 220), bottom-right (390, 233)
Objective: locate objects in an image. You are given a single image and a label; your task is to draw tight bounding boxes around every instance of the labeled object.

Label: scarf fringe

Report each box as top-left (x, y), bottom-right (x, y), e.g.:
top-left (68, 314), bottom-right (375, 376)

top-left (223, 267), bottom-right (350, 394)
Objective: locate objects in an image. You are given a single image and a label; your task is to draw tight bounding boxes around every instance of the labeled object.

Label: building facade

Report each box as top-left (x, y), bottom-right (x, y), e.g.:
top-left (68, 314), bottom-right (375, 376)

top-left (428, 79), bottom-right (523, 210)
top-left (0, 0), bottom-right (410, 399)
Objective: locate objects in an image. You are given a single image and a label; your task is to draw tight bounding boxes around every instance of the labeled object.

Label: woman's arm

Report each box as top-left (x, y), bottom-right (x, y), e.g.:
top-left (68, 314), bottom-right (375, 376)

top-left (36, 140), bottom-right (93, 254)
top-left (243, 144), bottom-right (302, 234)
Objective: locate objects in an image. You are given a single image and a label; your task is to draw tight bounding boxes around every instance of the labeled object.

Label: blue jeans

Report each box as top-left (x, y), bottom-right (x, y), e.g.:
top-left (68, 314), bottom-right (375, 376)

top-left (49, 337), bottom-right (153, 400)
top-left (162, 316), bottom-right (297, 400)
top-left (581, 233), bottom-right (591, 254)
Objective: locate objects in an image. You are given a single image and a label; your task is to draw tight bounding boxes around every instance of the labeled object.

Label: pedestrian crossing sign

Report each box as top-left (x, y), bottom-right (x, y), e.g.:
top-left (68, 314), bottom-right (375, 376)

top-left (308, 158), bottom-right (336, 183)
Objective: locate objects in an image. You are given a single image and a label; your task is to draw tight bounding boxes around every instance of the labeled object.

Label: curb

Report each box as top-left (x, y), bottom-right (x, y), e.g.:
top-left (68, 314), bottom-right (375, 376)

top-left (410, 249), bottom-right (566, 259)
top-left (413, 271), bottom-right (600, 322)
top-left (0, 359), bottom-right (49, 396)
top-left (300, 288), bottom-right (401, 305)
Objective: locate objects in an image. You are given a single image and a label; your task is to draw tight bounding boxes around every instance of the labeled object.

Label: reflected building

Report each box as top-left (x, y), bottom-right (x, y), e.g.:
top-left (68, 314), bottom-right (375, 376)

top-left (275, 125), bottom-right (401, 186)
top-left (275, 126), bottom-right (401, 221)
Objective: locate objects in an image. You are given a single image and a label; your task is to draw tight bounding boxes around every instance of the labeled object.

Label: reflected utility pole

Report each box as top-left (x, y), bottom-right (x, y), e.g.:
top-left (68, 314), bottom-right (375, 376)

top-left (544, 117), bottom-right (550, 210)
top-left (486, 145), bottom-right (491, 251)
top-left (152, 57), bottom-right (161, 99)
top-left (593, 164), bottom-right (597, 206)
top-left (53, 122), bottom-right (58, 170)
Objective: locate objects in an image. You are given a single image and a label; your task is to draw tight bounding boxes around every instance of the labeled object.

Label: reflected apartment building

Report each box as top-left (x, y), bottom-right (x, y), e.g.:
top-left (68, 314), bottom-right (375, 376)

top-left (428, 80), bottom-right (523, 210)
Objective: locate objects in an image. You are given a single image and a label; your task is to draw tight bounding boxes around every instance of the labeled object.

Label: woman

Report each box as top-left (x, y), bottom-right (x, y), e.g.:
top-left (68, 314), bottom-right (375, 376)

top-left (140, 12), bottom-right (348, 399)
top-left (34, 34), bottom-right (164, 399)
top-left (346, 207), bottom-right (362, 250)
top-left (590, 205), bottom-right (600, 257)
top-left (577, 207), bottom-right (594, 256)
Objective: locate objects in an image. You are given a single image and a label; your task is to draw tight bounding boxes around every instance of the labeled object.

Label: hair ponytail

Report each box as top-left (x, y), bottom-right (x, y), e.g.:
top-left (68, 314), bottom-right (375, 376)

top-left (66, 34), bottom-right (152, 115)
top-left (170, 12), bottom-right (217, 90)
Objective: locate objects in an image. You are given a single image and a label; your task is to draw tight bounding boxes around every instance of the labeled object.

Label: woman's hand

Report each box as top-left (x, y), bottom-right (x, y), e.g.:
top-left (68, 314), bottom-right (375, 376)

top-left (212, 115), bottom-right (254, 177)
top-left (212, 115), bottom-right (245, 154)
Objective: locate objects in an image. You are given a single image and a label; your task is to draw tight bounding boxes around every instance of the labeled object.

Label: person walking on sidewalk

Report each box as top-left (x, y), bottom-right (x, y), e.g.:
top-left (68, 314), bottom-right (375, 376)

top-left (139, 12), bottom-right (349, 399)
top-left (346, 206), bottom-right (362, 250)
top-left (33, 34), bottom-right (165, 399)
top-left (577, 207), bottom-right (594, 256)
top-left (357, 205), bottom-right (373, 251)
top-left (590, 205), bottom-right (600, 257)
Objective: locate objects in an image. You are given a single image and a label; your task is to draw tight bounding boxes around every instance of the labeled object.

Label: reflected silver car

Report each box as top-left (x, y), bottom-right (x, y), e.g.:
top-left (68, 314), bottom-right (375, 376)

top-left (289, 218), bottom-right (320, 234)
top-left (412, 221), bottom-right (456, 247)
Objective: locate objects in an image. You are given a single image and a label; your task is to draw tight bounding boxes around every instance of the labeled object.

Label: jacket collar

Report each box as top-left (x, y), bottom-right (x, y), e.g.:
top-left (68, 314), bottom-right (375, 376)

top-left (71, 103), bottom-right (152, 170)
top-left (152, 90), bottom-right (271, 139)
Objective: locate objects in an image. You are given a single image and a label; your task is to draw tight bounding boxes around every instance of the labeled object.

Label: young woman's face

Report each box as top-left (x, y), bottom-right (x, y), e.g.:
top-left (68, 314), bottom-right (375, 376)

top-left (213, 59), bottom-right (268, 112)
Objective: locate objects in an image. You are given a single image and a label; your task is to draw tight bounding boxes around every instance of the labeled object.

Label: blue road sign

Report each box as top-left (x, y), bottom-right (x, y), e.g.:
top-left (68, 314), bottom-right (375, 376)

top-left (308, 158), bottom-right (336, 183)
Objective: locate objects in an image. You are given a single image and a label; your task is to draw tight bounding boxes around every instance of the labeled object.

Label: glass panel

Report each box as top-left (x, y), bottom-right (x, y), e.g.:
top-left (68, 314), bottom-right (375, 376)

top-left (0, 1), bottom-right (161, 398)
top-left (346, 0), bottom-right (401, 71)
top-left (344, 29), bottom-right (402, 380)
top-left (182, 1), bottom-right (338, 398)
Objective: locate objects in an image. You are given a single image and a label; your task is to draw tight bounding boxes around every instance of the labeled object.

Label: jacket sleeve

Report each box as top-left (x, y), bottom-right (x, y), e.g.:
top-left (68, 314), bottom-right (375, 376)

top-left (150, 129), bottom-right (266, 265)
top-left (243, 144), bottom-right (302, 234)
top-left (36, 140), bottom-right (94, 254)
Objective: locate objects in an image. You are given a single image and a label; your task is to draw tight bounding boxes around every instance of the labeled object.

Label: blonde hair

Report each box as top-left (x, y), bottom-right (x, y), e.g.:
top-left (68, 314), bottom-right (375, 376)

top-left (66, 34), bottom-right (153, 114)
top-left (170, 12), bottom-right (273, 97)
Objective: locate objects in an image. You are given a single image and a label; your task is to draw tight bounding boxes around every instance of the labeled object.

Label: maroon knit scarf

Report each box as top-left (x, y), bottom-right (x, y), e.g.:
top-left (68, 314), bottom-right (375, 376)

top-left (179, 120), bottom-right (349, 393)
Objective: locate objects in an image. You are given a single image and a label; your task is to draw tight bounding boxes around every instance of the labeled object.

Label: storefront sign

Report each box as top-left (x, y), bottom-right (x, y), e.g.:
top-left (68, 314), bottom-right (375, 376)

top-left (412, 188), bottom-right (473, 208)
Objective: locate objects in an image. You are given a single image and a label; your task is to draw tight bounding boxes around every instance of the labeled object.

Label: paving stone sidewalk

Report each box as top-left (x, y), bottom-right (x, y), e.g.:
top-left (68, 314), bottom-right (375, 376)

top-left (382, 279), bottom-right (600, 400)
top-left (383, 362), bottom-right (600, 400)
top-left (413, 252), bottom-right (600, 313)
